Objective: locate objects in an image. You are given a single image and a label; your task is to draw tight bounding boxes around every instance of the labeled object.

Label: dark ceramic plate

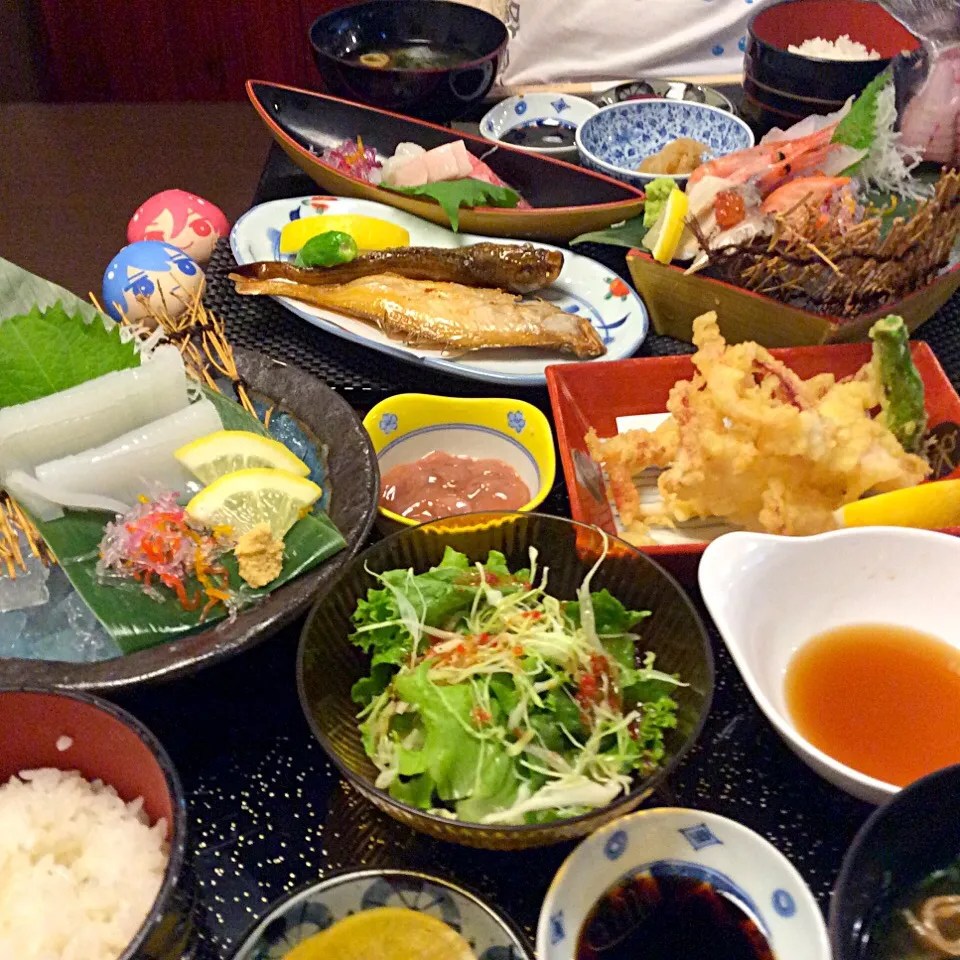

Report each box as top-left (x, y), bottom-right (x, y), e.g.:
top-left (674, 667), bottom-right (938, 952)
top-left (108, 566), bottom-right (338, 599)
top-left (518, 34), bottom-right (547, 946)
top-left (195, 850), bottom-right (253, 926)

top-left (309, 0), bottom-right (508, 123)
top-left (246, 80), bottom-right (645, 243)
top-left (0, 349), bottom-right (379, 693)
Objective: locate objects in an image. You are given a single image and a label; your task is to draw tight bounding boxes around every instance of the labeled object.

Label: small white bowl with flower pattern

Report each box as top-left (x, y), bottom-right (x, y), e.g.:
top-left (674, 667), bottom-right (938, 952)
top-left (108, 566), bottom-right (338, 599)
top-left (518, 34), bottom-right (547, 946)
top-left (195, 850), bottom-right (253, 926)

top-left (481, 93), bottom-right (599, 161)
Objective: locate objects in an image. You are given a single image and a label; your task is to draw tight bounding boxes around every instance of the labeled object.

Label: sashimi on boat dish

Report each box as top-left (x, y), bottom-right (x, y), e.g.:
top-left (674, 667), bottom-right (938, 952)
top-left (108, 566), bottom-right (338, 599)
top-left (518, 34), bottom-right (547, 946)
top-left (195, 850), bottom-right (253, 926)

top-left (638, 72), bottom-right (960, 320)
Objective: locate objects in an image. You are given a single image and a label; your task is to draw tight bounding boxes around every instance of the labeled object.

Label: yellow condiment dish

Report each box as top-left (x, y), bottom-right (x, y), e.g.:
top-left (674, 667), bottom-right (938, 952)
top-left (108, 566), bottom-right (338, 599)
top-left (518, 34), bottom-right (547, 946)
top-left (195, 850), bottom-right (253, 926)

top-left (363, 394), bottom-right (556, 534)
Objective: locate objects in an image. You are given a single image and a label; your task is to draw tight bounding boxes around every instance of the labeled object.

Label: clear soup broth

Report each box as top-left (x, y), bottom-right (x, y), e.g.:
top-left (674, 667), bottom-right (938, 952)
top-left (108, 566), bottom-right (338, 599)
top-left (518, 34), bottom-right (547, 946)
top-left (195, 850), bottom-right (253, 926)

top-left (355, 41), bottom-right (472, 70)
top-left (869, 859), bottom-right (960, 960)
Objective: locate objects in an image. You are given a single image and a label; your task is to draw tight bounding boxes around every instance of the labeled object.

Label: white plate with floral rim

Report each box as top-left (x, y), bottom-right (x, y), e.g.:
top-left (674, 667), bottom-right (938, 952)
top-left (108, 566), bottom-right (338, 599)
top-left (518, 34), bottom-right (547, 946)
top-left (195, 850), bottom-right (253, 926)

top-left (229, 869), bottom-right (532, 960)
top-left (230, 196), bottom-right (648, 387)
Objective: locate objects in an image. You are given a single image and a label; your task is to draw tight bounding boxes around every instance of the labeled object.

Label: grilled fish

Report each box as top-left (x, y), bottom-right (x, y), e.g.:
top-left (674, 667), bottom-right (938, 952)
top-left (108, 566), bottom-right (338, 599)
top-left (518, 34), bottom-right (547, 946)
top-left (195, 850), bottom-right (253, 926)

top-left (231, 243), bottom-right (563, 295)
top-left (230, 272), bottom-right (606, 358)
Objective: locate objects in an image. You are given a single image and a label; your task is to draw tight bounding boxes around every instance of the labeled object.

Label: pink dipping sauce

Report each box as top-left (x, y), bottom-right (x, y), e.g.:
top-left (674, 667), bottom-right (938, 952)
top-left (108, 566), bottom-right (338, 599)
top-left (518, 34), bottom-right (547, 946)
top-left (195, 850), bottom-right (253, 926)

top-left (379, 450), bottom-right (531, 522)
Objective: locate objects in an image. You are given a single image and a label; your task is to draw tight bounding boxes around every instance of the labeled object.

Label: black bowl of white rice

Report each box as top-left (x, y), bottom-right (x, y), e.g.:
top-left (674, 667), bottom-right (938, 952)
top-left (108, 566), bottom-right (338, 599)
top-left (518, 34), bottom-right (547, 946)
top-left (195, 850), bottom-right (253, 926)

top-left (0, 687), bottom-right (192, 960)
top-left (743, 0), bottom-right (920, 137)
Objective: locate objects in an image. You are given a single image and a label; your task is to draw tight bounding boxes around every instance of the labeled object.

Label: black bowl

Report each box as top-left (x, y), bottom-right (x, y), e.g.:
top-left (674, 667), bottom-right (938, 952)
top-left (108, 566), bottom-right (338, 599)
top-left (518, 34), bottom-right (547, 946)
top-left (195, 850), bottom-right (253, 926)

top-left (0, 688), bottom-right (194, 959)
top-left (830, 763), bottom-right (960, 960)
top-left (743, 0), bottom-right (919, 137)
top-left (309, 0), bottom-right (508, 123)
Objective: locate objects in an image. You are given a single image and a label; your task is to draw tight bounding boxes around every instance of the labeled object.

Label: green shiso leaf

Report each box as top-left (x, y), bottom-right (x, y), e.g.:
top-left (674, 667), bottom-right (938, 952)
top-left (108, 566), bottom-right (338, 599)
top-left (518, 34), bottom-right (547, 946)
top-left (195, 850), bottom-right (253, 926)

top-left (832, 71), bottom-right (891, 154)
top-left (383, 178), bottom-right (520, 231)
top-left (30, 389), bottom-right (346, 654)
top-left (570, 216), bottom-right (648, 249)
top-left (0, 303), bottom-right (139, 408)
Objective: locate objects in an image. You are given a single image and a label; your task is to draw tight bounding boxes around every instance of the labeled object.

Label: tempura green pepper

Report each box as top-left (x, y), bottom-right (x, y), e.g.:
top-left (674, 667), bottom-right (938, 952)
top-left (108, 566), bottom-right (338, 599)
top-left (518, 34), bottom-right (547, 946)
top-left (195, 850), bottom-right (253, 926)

top-left (869, 315), bottom-right (927, 454)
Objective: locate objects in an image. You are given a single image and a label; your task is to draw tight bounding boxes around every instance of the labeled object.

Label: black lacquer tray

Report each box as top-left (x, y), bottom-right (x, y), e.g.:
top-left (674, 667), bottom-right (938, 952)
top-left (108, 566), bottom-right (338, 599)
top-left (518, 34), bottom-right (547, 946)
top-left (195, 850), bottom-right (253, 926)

top-left (120, 142), bottom-right (960, 958)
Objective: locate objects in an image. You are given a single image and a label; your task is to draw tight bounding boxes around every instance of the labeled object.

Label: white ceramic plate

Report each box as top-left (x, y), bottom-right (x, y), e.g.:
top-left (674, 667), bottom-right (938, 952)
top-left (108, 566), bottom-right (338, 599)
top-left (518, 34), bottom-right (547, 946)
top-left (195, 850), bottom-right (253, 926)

top-left (230, 196), bottom-right (649, 386)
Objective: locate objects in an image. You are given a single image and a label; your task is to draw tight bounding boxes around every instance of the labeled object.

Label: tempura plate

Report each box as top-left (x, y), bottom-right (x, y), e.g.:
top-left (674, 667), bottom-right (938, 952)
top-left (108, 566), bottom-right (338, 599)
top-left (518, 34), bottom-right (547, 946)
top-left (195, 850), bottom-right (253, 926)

top-left (231, 196), bottom-right (649, 386)
top-left (546, 343), bottom-right (960, 583)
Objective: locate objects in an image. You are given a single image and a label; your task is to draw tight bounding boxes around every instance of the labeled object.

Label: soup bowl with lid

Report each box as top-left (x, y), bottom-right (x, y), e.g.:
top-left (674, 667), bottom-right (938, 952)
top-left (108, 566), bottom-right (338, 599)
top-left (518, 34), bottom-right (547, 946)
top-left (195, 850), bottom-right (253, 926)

top-left (699, 526), bottom-right (960, 805)
top-left (538, 807), bottom-right (829, 960)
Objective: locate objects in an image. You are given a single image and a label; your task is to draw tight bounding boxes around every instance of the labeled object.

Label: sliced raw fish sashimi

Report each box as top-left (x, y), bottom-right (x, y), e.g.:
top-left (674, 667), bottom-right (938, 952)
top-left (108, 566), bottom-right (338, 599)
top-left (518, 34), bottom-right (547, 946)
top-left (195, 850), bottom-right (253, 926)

top-left (467, 153), bottom-right (532, 209)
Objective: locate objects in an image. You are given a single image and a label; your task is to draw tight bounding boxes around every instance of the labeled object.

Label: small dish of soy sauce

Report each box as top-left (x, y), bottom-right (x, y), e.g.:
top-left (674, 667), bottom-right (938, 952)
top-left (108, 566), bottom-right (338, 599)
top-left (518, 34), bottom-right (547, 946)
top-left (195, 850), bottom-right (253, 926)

top-left (537, 808), bottom-right (829, 960)
top-left (480, 93), bottom-right (599, 162)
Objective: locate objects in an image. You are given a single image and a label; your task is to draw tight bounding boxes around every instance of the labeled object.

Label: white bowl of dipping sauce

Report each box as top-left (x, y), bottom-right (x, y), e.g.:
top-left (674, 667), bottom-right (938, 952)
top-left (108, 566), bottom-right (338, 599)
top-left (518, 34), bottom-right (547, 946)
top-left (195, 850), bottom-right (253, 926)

top-left (538, 807), bottom-right (828, 960)
top-left (699, 527), bottom-right (960, 805)
top-left (363, 394), bottom-right (556, 533)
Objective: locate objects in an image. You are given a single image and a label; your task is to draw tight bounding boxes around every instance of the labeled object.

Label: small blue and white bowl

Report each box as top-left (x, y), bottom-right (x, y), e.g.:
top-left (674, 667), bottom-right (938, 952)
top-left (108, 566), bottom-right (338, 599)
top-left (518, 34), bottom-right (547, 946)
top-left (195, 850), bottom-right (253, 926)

top-left (576, 99), bottom-right (755, 188)
top-left (229, 869), bottom-right (533, 959)
top-left (481, 93), bottom-right (599, 161)
top-left (538, 808), bottom-right (829, 960)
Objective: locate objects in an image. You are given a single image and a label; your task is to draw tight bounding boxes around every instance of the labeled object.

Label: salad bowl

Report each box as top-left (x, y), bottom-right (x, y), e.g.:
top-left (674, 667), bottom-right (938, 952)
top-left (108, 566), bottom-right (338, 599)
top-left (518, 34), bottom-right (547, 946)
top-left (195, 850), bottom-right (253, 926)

top-left (297, 511), bottom-right (714, 850)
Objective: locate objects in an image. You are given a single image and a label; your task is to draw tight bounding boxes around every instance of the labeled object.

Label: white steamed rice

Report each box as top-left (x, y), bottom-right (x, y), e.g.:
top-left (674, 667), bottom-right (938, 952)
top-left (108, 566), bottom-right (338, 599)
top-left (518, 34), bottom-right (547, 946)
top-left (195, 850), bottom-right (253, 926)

top-left (788, 35), bottom-right (881, 60)
top-left (0, 768), bottom-right (169, 960)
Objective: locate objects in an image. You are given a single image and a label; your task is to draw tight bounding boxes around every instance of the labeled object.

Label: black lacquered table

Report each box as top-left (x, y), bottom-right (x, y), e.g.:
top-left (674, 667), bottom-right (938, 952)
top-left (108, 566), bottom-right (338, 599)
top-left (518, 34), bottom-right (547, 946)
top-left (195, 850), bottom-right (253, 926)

top-left (118, 143), bottom-right (960, 959)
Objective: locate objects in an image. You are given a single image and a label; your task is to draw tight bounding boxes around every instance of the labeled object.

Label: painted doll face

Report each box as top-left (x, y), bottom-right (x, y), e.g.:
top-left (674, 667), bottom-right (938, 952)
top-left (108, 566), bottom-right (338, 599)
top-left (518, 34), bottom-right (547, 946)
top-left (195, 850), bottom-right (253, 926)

top-left (127, 190), bottom-right (228, 266)
top-left (103, 241), bottom-right (203, 323)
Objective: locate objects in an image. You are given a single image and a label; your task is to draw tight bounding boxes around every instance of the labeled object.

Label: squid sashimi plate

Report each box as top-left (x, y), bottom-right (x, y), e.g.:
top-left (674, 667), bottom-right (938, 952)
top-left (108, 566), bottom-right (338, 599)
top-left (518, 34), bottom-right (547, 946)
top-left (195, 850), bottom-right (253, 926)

top-left (229, 197), bottom-right (649, 386)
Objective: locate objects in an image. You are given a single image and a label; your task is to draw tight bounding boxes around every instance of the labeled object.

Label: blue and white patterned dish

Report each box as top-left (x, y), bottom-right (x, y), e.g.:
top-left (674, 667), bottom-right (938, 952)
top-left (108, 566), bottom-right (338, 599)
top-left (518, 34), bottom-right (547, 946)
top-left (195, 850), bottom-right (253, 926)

top-left (230, 196), bottom-right (649, 387)
top-left (230, 869), bottom-right (532, 960)
top-left (538, 808), bottom-right (828, 960)
top-left (481, 93), bottom-right (599, 160)
top-left (576, 99), bottom-right (755, 189)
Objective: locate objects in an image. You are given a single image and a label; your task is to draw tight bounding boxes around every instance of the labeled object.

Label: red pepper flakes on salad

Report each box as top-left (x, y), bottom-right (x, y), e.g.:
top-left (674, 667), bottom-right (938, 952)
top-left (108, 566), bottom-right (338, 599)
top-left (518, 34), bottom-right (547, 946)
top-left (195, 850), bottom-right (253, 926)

top-left (348, 542), bottom-right (686, 825)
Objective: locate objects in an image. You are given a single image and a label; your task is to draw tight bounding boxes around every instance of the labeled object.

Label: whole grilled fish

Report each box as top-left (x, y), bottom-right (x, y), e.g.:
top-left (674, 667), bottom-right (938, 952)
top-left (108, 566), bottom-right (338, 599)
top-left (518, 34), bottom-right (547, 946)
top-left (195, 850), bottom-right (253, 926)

top-left (230, 272), bottom-right (606, 358)
top-left (231, 243), bottom-right (563, 295)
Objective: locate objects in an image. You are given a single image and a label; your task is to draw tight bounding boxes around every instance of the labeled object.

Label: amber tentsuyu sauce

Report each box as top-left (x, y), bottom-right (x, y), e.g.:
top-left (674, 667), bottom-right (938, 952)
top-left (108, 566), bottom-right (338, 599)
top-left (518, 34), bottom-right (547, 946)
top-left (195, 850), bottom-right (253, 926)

top-left (379, 450), bottom-right (531, 522)
top-left (784, 623), bottom-right (960, 787)
top-left (576, 872), bottom-right (774, 960)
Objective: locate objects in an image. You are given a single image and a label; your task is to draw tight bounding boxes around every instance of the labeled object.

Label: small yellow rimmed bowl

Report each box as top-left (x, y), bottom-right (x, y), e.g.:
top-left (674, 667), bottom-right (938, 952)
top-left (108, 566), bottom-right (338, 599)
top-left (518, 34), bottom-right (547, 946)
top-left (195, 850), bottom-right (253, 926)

top-left (363, 394), bottom-right (556, 533)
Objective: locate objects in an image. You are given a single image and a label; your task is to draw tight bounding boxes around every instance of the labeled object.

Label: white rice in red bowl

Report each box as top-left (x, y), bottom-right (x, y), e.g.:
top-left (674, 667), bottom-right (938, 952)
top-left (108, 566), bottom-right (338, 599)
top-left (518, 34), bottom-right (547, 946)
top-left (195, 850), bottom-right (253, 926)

top-left (0, 689), bottom-right (189, 960)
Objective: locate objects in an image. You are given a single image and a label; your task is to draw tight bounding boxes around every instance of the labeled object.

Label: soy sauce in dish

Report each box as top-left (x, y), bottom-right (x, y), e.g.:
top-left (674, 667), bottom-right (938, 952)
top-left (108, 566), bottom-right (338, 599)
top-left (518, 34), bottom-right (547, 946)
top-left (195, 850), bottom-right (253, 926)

top-left (500, 120), bottom-right (577, 150)
top-left (577, 872), bottom-right (774, 960)
top-left (379, 450), bottom-right (530, 521)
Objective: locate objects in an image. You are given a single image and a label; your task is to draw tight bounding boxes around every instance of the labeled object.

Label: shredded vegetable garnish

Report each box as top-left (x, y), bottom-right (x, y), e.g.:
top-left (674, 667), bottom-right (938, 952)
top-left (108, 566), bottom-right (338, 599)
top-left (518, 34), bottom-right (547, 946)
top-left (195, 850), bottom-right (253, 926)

top-left (322, 137), bottom-right (382, 182)
top-left (349, 545), bottom-right (685, 825)
top-left (96, 493), bottom-right (235, 619)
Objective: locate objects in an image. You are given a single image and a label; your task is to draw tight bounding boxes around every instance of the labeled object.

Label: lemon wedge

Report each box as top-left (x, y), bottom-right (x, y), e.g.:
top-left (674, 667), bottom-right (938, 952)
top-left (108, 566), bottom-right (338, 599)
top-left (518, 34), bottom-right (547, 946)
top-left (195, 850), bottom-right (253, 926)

top-left (185, 468), bottom-right (321, 540)
top-left (279, 215), bottom-right (410, 254)
top-left (650, 188), bottom-right (689, 264)
top-left (280, 907), bottom-right (474, 960)
top-left (835, 479), bottom-right (960, 529)
top-left (175, 430), bottom-right (310, 485)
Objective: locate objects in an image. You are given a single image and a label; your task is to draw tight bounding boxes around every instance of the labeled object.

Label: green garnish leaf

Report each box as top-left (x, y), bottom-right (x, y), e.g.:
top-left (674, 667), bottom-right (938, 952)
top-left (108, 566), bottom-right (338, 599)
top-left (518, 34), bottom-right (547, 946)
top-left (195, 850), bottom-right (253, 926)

top-left (0, 303), bottom-right (139, 408)
top-left (383, 178), bottom-right (520, 231)
top-left (565, 589), bottom-right (650, 635)
top-left (832, 71), bottom-right (891, 153)
top-left (570, 216), bottom-right (649, 249)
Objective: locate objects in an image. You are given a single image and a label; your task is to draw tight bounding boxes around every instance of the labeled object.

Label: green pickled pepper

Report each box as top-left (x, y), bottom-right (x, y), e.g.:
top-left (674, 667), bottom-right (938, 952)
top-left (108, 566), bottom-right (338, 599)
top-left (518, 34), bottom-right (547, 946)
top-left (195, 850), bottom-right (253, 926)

top-left (295, 230), bottom-right (359, 268)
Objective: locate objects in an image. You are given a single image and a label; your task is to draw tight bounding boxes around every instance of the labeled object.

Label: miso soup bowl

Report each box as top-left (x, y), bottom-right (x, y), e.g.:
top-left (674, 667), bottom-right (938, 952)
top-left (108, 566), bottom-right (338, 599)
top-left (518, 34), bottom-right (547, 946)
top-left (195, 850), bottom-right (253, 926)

top-left (538, 807), bottom-right (829, 960)
top-left (0, 688), bottom-right (193, 960)
top-left (699, 527), bottom-right (960, 805)
top-left (363, 394), bottom-right (556, 533)
top-left (830, 763), bottom-right (960, 960)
